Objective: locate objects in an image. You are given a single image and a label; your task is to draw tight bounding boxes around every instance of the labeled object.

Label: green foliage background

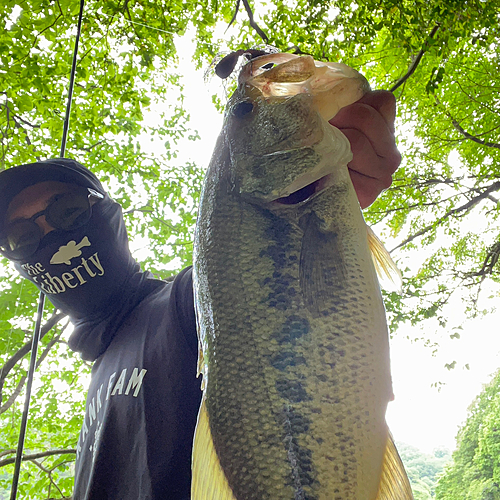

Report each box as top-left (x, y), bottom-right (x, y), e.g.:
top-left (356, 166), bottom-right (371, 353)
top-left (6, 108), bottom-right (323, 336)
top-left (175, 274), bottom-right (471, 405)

top-left (398, 442), bottom-right (452, 500)
top-left (436, 370), bottom-right (500, 500)
top-left (0, 0), bottom-right (499, 497)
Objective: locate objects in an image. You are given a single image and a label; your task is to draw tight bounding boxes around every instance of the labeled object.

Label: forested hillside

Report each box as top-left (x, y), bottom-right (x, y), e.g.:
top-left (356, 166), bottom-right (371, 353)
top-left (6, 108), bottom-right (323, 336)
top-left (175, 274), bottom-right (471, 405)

top-left (398, 442), bottom-right (452, 499)
top-left (436, 370), bottom-right (500, 500)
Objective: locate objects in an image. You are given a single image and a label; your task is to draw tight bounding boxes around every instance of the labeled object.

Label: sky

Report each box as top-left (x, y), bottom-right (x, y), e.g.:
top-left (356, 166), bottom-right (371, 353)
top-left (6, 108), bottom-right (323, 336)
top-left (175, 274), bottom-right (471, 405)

top-left (170, 31), bottom-right (500, 455)
top-left (387, 306), bottom-right (500, 453)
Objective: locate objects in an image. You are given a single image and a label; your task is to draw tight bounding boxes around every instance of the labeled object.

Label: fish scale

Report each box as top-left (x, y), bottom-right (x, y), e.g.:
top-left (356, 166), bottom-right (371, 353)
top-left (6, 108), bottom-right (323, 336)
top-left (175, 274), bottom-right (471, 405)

top-left (193, 54), bottom-right (412, 500)
top-left (195, 183), bottom-right (388, 498)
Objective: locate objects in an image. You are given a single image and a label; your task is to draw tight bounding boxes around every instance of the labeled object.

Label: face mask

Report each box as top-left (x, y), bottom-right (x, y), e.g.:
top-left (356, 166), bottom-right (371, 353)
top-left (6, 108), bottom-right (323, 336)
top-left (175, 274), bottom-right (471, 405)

top-left (15, 198), bottom-right (140, 320)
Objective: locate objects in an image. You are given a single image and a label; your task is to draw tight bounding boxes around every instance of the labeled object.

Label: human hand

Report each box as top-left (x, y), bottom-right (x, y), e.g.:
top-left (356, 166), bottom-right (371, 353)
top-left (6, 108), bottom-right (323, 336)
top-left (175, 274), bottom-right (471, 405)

top-left (329, 90), bottom-right (401, 209)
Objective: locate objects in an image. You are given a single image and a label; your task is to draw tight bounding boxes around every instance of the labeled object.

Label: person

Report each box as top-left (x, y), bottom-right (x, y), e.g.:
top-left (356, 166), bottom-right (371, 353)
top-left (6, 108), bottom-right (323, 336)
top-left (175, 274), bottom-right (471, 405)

top-left (0, 89), bottom-right (400, 499)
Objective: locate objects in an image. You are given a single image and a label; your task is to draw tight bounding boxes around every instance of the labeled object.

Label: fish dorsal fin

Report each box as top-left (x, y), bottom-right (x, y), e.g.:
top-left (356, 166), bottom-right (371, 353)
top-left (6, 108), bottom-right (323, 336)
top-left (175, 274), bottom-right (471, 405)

top-left (191, 398), bottom-right (237, 500)
top-left (366, 225), bottom-right (402, 292)
top-left (375, 433), bottom-right (414, 500)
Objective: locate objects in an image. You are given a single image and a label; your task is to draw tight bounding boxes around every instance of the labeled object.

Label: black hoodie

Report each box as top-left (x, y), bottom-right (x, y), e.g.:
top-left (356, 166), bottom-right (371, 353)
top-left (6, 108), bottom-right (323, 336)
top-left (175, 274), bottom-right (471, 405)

top-left (0, 159), bottom-right (201, 499)
top-left (73, 267), bottom-right (201, 500)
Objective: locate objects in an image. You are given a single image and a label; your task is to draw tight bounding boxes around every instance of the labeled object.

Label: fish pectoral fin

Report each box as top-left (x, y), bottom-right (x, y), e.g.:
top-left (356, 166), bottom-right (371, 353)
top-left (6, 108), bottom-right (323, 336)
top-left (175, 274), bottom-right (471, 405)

top-left (366, 225), bottom-right (402, 292)
top-left (299, 212), bottom-right (346, 315)
top-left (192, 398), bottom-right (237, 500)
top-left (375, 433), bottom-right (414, 500)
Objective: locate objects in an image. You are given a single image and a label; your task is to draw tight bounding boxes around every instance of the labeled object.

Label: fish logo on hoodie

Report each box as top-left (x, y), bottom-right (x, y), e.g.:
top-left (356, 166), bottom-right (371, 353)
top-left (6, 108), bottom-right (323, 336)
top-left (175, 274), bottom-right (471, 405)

top-left (19, 234), bottom-right (105, 297)
top-left (50, 236), bottom-right (92, 265)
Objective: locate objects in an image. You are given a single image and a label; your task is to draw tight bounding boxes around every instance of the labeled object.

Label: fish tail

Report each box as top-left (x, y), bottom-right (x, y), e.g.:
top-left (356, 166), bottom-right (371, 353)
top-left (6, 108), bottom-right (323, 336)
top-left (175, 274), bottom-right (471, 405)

top-left (192, 399), bottom-right (237, 500)
top-left (375, 433), bottom-right (414, 500)
top-left (79, 236), bottom-right (91, 247)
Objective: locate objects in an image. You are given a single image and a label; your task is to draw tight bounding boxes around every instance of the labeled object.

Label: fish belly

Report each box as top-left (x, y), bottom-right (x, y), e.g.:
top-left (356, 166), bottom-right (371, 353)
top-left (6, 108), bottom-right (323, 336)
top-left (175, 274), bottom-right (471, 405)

top-left (194, 171), bottom-right (392, 500)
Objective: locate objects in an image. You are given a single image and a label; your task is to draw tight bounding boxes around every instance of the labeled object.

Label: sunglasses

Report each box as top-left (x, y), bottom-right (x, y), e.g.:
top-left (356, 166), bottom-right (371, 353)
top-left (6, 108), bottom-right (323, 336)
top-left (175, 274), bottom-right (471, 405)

top-left (0, 187), bottom-right (104, 261)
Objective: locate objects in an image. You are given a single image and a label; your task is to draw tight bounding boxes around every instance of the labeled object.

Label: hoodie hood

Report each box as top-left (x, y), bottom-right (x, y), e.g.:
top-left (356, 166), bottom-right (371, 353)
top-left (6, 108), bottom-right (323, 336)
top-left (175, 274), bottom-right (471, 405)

top-left (2, 158), bottom-right (162, 361)
top-left (0, 158), bottom-right (104, 235)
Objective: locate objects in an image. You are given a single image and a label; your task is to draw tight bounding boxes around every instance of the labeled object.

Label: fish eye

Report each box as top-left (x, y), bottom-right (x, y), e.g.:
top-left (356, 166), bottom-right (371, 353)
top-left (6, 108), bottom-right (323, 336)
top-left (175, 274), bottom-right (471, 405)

top-left (232, 101), bottom-right (254, 118)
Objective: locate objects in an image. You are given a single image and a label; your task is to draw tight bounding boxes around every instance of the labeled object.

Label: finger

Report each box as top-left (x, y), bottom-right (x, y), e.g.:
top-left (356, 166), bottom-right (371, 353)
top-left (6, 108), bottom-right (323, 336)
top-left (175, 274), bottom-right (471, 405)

top-left (356, 90), bottom-right (397, 133)
top-left (342, 129), bottom-right (397, 208)
top-left (330, 104), bottom-right (400, 169)
top-left (349, 169), bottom-right (391, 209)
top-left (342, 129), bottom-right (395, 181)
top-left (344, 129), bottom-right (395, 184)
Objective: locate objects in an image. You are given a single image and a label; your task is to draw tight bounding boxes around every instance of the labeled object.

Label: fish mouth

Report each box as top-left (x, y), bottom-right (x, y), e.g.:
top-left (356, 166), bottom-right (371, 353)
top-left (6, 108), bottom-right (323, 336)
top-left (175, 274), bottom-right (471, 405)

top-left (272, 174), bottom-right (332, 206)
top-left (239, 54), bottom-right (370, 121)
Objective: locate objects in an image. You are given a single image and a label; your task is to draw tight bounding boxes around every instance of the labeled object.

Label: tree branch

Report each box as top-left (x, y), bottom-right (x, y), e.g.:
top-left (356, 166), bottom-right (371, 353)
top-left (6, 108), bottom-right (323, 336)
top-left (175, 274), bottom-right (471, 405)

top-left (2, 99), bottom-right (35, 150)
top-left (227, 0), bottom-right (241, 30)
top-left (0, 312), bottom-right (66, 401)
top-left (391, 181), bottom-right (500, 252)
top-left (0, 373), bottom-right (27, 414)
top-left (0, 449), bottom-right (16, 459)
top-left (467, 239), bottom-right (500, 278)
top-left (390, 24), bottom-right (441, 93)
top-left (241, 0), bottom-right (269, 43)
top-left (434, 95), bottom-right (500, 149)
top-left (0, 320), bottom-right (68, 414)
top-left (0, 103), bottom-right (40, 129)
top-left (32, 459), bottom-right (66, 498)
top-left (449, 117), bottom-right (500, 149)
top-left (124, 207), bottom-right (178, 232)
top-left (10, 7), bottom-right (63, 68)
top-left (76, 139), bottom-right (106, 152)
top-left (0, 449), bottom-right (76, 468)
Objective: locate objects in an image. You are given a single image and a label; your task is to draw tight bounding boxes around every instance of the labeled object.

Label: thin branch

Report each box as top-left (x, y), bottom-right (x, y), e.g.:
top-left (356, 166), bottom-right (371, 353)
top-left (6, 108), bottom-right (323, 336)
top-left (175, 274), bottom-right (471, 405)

top-left (123, 0), bottom-right (146, 43)
top-left (466, 240), bottom-right (500, 278)
top-left (390, 24), bottom-right (441, 93)
top-left (1, 97), bottom-right (39, 161)
top-left (241, 0), bottom-right (269, 43)
top-left (0, 103), bottom-right (40, 129)
top-left (0, 373), bottom-right (27, 414)
top-left (10, 7), bottom-right (63, 68)
top-left (453, 78), bottom-right (500, 116)
top-left (124, 208), bottom-right (177, 232)
top-left (0, 449), bottom-right (76, 468)
top-left (450, 118), bottom-right (500, 149)
top-left (391, 181), bottom-right (500, 252)
top-left (0, 449), bottom-right (16, 459)
top-left (32, 459), bottom-right (66, 498)
top-left (227, 0), bottom-right (241, 30)
top-left (434, 95), bottom-right (500, 149)
top-left (370, 190), bottom-right (465, 216)
top-left (390, 175), bottom-right (462, 190)
top-left (48, 459), bottom-right (74, 473)
top-left (76, 139), bottom-right (106, 152)
top-left (11, 117), bottom-right (32, 146)
top-left (0, 324), bottom-right (68, 414)
top-left (284, 45), bottom-right (312, 56)
top-left (0, 312), bottom-right (66, 400)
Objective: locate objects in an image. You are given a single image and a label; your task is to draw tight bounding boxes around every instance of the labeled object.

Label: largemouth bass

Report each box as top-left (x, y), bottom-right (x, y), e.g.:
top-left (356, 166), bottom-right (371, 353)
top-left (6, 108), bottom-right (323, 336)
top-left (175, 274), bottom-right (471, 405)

top-left (192, 53), bottom-right (412, 500)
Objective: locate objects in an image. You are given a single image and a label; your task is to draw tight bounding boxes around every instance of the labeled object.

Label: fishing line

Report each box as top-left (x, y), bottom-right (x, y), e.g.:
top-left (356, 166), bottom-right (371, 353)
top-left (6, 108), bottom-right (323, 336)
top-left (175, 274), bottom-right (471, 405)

top-left (9, 1), bottom-right (85, 498)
